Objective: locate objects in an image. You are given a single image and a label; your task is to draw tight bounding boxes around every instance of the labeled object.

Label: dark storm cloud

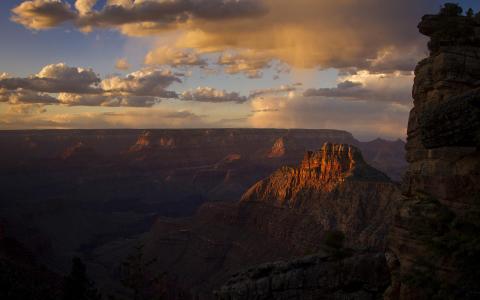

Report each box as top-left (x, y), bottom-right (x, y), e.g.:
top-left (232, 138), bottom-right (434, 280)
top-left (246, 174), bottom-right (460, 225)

top-left (12, 0), bottom-right (268, 31)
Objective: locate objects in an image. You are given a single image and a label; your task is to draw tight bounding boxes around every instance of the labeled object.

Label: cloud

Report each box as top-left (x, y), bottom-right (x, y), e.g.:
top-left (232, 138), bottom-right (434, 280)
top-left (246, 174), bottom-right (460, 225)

top-left (180, 87), bottom-right (247, 103)
top-left (57, 93), bottom-right (160, 107)
top-left (304, 81), bottom-right (368, 98)
top-left (0, 107), bottom-right (207, 130)
top-left (251, 108), bottom-right (279, 113)
top-left (0, 63), bottom-right (101, 94)
top-left (12, 0), bottom-right (267, 32)
top-left (174, 0), bottom-right (433, 73)
top-left (0, 88), bottom-right (58, 105)
top-left (249, 83), bottom-right (302, 99)
top-left (79, 0), bottom-right (267, 34)
top-left (11, 0), bottom-right (76, 30)
top-left (248, 93), bottom-right (410, 140)
top-left (218, 50), bottom-right (271, 78)
top-left (0, 64), bottom-right (180, 107)
top-left (304, 71), bottom-right (414, 105)
top-left (101, 68), bottom-right (180, 98)
top-left (106, 0), bottom-right (133, 8)
top-left (144, 46), bottom-right (207, 67)
top-left (115, 58), bottom-right (131, 70)
top-left (6, 103), bottom-right (47, 115)
top-left (11, 0), bottom-right (434, 74)
top-left (75, 0), bottom-right (97, 15)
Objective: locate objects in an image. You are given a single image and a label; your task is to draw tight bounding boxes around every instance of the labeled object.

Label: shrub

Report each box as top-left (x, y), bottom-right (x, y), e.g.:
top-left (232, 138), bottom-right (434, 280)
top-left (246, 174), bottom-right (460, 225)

top-left (440, 3), bottom-right (463, 17)
top-left (322, 230), bottom-right (345, 249)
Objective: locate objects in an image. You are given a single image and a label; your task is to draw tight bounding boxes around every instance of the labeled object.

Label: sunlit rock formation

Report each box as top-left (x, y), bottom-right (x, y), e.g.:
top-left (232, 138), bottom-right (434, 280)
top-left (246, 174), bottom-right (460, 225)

top-left (267, 137), bottom-right (286, 158)
top-left (240, 143), bottom-right (398, 251)
top-left (60, 142), bottom-right (98, 161)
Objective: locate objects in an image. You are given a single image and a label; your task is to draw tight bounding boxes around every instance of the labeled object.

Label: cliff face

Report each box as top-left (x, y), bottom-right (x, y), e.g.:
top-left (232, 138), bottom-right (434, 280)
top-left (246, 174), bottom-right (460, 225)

top-left (387, 10), bottom-right (480, 299)
top-left (240, 143), bottom-right (398, 251)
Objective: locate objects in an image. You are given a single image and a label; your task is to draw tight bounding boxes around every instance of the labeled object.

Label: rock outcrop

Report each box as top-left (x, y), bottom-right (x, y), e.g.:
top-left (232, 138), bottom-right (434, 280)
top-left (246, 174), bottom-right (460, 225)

top-left (240, 143), bottom-right (398, 251)
top-left (128, 130), bottom-right (152, 152)
top-left (215, 252), bottom-right (390, 300)
top-left (387, 7), bottom-right (480, 299)
top-left (60, 142), bottom-right (98, 161)
top-left (267, 138), bottom-right (286, 158)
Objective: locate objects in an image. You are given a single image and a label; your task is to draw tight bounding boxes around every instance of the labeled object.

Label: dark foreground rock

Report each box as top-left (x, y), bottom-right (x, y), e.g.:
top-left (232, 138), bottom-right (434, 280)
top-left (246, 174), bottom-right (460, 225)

top-left (387, 6), bottom-right (480, 300)
top-left (215, 252), bottom-right (390, 300)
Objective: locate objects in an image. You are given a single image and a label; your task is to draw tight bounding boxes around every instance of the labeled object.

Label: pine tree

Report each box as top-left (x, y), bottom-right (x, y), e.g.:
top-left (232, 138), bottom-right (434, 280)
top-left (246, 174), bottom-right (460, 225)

top-left (466, 8), bottom-right (474, 18)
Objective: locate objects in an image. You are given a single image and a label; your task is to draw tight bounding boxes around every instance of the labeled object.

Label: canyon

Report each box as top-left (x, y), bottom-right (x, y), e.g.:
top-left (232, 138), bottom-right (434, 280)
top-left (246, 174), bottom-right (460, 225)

top-left (2, 5), bottom-right (479, 300)
top-left (141, 143), bottom-right (399, 298)
top-left (0, 129), bottom-right (405, 297)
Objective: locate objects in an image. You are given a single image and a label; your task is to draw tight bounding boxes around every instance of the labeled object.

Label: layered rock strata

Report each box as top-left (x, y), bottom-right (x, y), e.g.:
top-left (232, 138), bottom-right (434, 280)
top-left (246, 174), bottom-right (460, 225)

top-left (387, 9), bottom-right (480, 299)
top-left (240, 143), bottom-right (398, 251)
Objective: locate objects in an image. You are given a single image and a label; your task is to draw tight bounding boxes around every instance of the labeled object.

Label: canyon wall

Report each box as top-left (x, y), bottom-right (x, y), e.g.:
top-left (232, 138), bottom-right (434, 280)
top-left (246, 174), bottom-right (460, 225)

top-left (387, 10), bottom-right (480, 299)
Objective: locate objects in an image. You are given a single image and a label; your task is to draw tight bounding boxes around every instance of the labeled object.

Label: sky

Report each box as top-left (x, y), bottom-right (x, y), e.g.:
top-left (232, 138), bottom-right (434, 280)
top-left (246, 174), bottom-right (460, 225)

top-left (0, 0), bottom-right (478, 140)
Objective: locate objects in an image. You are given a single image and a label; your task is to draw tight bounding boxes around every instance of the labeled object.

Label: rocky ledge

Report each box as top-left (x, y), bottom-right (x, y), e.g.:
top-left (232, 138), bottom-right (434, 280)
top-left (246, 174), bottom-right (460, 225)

top-left (215, 252), bottom-right (390, 300)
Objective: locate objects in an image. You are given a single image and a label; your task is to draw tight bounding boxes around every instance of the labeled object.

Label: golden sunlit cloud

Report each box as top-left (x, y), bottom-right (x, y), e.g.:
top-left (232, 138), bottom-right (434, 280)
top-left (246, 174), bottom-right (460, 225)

top-left (144, 46), bottom-right (207, 67)
top-left (304, 71), bottom-right (414, 105)
top-left (115, 58), bottom-right (131, 71)
top-left (248, 94), bottom-right (409, 140)
top-left (0, 106), bottom-right (208, 129)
